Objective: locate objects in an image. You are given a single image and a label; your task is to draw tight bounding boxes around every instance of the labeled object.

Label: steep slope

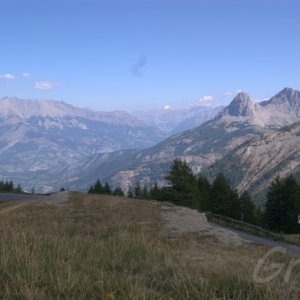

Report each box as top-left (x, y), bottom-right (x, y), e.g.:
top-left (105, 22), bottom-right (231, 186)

top-left (71, 87), bottom-right (300, 192)
top-left (0, 97), bottom-right (165, 192)
top-left (170, 106), bottom-right (224, 134)
top-left (205, 122), bottom-right (300, 199)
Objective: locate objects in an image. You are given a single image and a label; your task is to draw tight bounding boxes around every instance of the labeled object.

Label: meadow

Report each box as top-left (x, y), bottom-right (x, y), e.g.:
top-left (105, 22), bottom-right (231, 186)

top-left (0, 192), bottom-right (299, 299)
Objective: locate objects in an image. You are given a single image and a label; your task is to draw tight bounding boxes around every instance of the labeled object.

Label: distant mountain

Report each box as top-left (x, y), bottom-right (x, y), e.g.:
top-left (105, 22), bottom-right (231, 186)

top-left (132, 105), bottom-right (223, 134)
top-left (73, 88), bottom-right (300, 192)
top-left (0, 97), bottom-right (166, 192)
top-left (205, 122), bottom-right (300, 201)
top-left (218, 87), bottom-right (300, 128)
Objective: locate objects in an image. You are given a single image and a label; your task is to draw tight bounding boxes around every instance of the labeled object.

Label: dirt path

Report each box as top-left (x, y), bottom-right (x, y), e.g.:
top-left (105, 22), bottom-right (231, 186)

top-left (39, 191), bottom-right (70, 206)
top-left (160, 205), bottom-right (246, 246)
top-left (210, 222), bottom-right (300, 256)
top-left (0, 202), bottom-right (29, 215)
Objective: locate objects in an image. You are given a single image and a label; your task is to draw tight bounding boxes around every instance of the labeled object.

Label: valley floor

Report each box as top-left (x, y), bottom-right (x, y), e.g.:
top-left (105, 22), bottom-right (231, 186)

top-left (0, 192), bottom-right (299, 299)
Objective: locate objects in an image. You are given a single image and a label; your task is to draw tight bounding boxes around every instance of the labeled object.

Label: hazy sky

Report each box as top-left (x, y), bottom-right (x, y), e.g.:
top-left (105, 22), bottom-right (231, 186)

top-left (0, 0), bottom-right (299, 111)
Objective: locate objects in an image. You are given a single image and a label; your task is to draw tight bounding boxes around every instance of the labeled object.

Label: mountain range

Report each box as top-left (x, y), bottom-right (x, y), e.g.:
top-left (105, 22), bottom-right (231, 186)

top-left (132, 105), bottom-right (223, 134)
top-left (1, 88), bottom-right (300, 196)
top-left (63, 88), bottom-right (300, 197)
top-left (0, 97), bottom-right (220, 192)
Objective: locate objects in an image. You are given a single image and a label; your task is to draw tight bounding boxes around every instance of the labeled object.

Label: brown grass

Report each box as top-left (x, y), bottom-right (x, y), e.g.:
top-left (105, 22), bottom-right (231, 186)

top-left (0, 192), bottom-right (299, 299)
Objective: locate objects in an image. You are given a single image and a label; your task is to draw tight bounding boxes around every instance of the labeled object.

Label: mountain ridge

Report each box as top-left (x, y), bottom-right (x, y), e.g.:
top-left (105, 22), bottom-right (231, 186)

top-left (70, 87), bottom-right (300, 193)
top-left (205, 121), bottom-right (300, 201)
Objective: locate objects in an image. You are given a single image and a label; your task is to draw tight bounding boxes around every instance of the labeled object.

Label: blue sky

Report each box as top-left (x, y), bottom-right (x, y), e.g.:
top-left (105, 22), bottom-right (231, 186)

top-left (0, 0), bottom-right (299, 111)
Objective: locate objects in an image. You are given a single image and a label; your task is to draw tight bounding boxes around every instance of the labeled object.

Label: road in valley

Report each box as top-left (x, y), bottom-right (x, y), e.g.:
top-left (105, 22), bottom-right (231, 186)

top-left (0, 193), bottom-right (47, 202)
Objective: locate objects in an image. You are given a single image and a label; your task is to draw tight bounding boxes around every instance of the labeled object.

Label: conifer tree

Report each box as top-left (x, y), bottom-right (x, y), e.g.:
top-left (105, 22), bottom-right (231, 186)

top-left (142, 186), bottom-right (149, 199)
top-left (16, 184), bottom-right (22, 194)
top-left (127, 187), bottom-right (134, 198)
top-left (211, 173), bottom-right (241, 219)
top-left (113, 187), bottom-right (124, 196)
top-left (88, 185), bottom-right (94, 194)
top-left (211, 173), bottom-right (232, 215)
top-left (240, 191), bottom-right (257, 224)
top-left (103, 182), bottom-right (112, 195)
top-left (197, 175), bottom-right (212, 211)
top-left (265, 175), bottom-right (300, 233)
top-left (150, 183), bottom-right (161, 200)
top-left (165, 159), bottom-right (198, 208)
top-left (134, 182), bottom-right (142, 199)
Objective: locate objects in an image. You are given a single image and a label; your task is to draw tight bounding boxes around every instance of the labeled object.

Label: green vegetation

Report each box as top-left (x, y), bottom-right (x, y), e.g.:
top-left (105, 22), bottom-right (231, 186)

top-left (89, 160), bottom-right (300, 234)
top-left (0, 193), bottom-right (299, 299)
top-left (265, 175), bottom-right (300, 233)
top-left (88, 179), bottom-right (125, 197)
top-left (0, 180), bottom-right (22, 193)
top-left (143, 159), bottom-right (260, 225)
top-left (165, 159), bottom-right (199, 209)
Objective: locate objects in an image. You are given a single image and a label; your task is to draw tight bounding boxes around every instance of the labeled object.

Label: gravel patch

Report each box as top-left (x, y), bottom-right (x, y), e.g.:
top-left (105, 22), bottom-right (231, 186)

top-left (161, 205), bottom-right (245, 246)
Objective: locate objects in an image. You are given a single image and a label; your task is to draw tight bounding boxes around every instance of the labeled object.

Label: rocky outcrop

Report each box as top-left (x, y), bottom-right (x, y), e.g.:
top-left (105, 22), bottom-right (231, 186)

top-left (221, 92), bottom-right (255, 117)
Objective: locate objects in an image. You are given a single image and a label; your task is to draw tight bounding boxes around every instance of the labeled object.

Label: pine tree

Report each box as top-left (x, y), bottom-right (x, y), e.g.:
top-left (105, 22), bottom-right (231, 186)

top-left (211, 173), bottom-right (241, 219)
top-left (150, 183), bottom-right (160, 200)
top-left (16, 184), bottom-right (22, 194)
top-left (134, 182), bottom-right (142, 199)
top-left (142, 186), bottom-right (149, 199)
top-left (240, 191), bottom-right (256, 224)
top-left (113, 187), bottom-right (124, 196)
top-left (265, 177), bottom-right (284, 231)
top-left (197, 175), bottom-right (212, 211)
top-left (211, 173), bottom-right (232, 215)
top-left (103, 182), bottom-right (112, 195)
top-left (94, 179), bottom-right (103, 193)
top-left (265, 175), bottom-right (300, 233)
top-left (283, 175), bottom-right (300, 233)
top-left (127, 187), bottom-right (134, 198)
top-left (88, 185), bottom-right (94, 194)
top-left (165, 159), bottom-right (198, 208)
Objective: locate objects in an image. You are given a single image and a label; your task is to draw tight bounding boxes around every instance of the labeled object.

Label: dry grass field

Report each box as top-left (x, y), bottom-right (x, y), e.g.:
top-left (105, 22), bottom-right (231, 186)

top-left (0, 192), bottom-right (299, 299)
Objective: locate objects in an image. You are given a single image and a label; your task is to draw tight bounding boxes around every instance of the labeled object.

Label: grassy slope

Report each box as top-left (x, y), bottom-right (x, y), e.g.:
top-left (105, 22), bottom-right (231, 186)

top-left (0, 192), bottom-right (299, 299)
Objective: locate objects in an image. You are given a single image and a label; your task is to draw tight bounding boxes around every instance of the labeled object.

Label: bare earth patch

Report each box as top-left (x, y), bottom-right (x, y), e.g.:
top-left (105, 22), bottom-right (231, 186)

top-left (41, 191), bottom-right (70, 206)
top-left (160, 205), bottom-right (245, 246)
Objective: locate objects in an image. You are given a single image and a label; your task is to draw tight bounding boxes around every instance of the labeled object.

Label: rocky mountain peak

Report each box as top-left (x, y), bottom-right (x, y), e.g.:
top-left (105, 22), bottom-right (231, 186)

top-left (261, 87), bottom-right (300, 108)
top-left (222, 92), bottom-right (254, 117)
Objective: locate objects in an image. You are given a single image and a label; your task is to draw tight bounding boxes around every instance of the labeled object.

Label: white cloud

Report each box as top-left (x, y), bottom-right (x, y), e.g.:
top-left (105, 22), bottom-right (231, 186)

top-left (225, 89), bottom-right (243, 97)
top-left (0, 73), bottom-right (15, 79)
top-left (22, 72), bottom-right (31, 78)
top-left (163, 104), bottom-right (171, 110)
top-left (194, 95), bottom-right (214, 107)
top-left (34, 81), bottom-right (58, 90)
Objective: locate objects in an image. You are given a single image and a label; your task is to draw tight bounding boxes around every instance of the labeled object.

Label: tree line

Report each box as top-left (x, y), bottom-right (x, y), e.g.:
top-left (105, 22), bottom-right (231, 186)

top-left (88, 179), bottom-right (124, 196)
top-left (88, 159), bottom-right (259, 224)
top-left (150, 159), bottom-right (259, 224)
top-left (265, 175), bottom-right (300, 234)
top-left (0, 180), bottom-right (22, 193)
top-left (88, 159), bottom-right (300, 234)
